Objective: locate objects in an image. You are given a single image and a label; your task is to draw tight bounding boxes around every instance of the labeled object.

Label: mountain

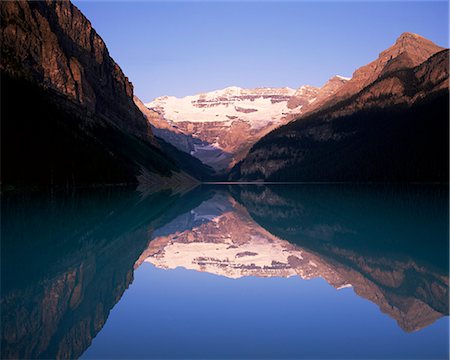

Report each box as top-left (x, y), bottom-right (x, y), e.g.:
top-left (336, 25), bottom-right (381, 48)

top-left (333, 33), bottom-right (444, 98)
top-left (0, 0), bottom-right (198, 188)
top-left (304, 32), bottom-right (445, 116)
top-left (142, 81), bottom-right (348, 173)
top-left (285, 75), bottom-right (349, 118)
top-left (230, 33), bottom-right (448, 182)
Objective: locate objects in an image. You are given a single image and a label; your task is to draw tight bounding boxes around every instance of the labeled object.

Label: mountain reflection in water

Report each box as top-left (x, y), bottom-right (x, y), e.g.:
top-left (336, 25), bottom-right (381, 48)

top-left (1, 185), bottom-right (448, 359)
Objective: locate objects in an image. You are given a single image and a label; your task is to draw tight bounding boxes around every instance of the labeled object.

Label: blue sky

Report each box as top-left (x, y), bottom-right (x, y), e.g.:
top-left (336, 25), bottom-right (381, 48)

top-left (74, 1), bottom-right (449, 102)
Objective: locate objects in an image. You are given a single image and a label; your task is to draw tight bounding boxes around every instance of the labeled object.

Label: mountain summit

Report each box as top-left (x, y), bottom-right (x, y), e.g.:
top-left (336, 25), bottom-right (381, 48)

top-left (391, 32), bottom-right (444, 61)
top-left (321, 32), bottom-right (445, 107)
top-left (231, 32), bottom-right (448, 182)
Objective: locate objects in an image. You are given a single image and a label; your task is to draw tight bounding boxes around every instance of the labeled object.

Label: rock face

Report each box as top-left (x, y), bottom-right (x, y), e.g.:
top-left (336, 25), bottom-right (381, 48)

top-left (0, 0), bottom-right (195, 187)
top-left (143, 83), bottom-right (347, 172)
top-left (306, 32), bottom-right (445, 115)
top-left (1, 0), bottom-right (150, 140)
top-left (231, 34), bottom-right (448, 182)
top-left (286, 76), bottom-right (349, 117)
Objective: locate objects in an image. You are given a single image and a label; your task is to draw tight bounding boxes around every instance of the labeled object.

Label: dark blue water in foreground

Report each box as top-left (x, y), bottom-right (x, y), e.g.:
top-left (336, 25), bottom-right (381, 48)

top-left (1, 185), bottom-right (449, 359)
top-left (82, 264), bottom-right (448, 359)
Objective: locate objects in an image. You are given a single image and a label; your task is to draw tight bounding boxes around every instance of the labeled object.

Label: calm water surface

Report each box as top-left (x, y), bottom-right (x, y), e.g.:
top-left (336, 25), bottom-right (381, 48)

top-left (1, 185), bottom-right (449, 359)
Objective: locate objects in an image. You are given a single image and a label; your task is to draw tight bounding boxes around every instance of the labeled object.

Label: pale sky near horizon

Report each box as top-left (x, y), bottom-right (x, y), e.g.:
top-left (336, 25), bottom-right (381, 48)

top-left (73, 1), bottom-right (449, 102)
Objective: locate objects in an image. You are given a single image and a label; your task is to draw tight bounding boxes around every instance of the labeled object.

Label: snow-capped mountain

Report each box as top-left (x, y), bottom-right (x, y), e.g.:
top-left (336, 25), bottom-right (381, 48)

top-left (140, 80), bottom-right (348, 172)
top-left (148, 86), bottom-right (298, 130)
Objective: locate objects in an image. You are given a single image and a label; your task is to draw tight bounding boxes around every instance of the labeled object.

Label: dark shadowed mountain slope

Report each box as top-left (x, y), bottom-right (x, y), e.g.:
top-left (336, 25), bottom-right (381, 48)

top-left (0, 0), bottom-right (201, 187)
top-left (155, 137), bottom-right (219, 181)
top-left (1, 73), bottom-right (178, 187)
top-left (231, 41), bottom-right (449, 182)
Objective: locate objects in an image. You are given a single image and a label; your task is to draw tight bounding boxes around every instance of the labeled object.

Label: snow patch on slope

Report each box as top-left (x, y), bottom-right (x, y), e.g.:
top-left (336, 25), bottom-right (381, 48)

top-left (146, 86), bottom-right (297, 130)
top-left (336, 75), bottom-right (351, 81)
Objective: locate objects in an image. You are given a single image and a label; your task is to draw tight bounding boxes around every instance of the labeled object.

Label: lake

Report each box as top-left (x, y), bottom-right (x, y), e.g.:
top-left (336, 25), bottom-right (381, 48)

top-left (1, 184), bottom-right (448, 359)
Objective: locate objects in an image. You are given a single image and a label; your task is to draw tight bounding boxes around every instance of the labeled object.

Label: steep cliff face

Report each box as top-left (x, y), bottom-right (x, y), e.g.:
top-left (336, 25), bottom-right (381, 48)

top-left (1, 0), bottom-right (150, 139)
top-left (231, 34), bottom-right (448, 182)
top-left (0, 0), bottom-right (190, 187)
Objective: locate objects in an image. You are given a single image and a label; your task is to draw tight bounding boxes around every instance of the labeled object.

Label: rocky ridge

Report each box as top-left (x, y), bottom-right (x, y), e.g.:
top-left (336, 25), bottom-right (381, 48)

top-left (231, 33), bottom-right (448, 182)
top-left (301, 32), bottom-right (445, 117)
top-left (142, 79), bottom-right (348, 172)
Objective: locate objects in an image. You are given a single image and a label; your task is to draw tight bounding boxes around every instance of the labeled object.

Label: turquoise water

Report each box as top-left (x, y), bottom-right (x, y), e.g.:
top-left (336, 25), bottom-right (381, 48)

top-left (1, 185), bottom-right (448, 359)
